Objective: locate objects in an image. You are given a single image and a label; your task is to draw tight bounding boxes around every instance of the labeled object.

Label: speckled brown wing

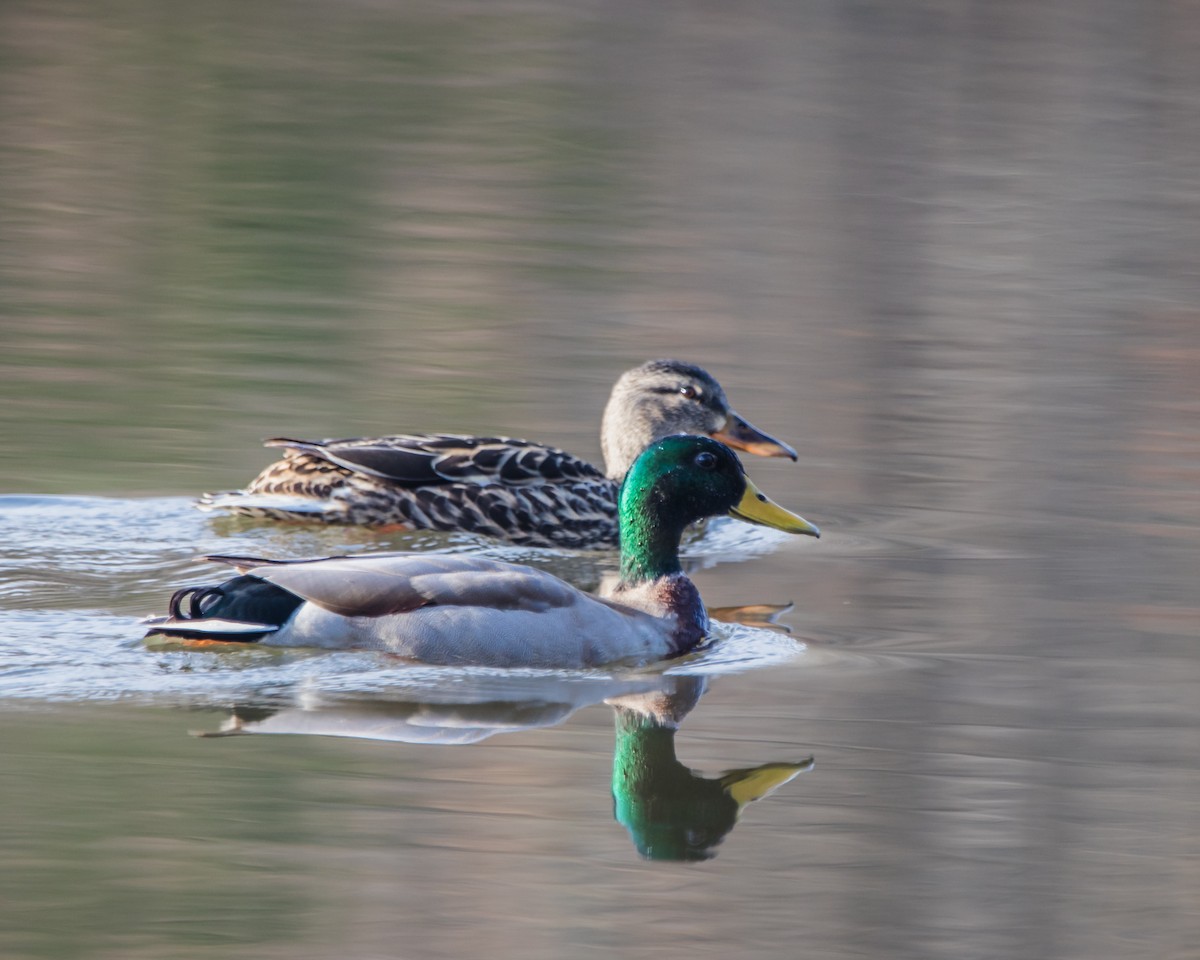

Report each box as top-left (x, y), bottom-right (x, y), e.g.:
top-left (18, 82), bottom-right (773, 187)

top-left (200, 434), bottom-right (621, 548)
top-left (262, 435), bottom-right (606, 487)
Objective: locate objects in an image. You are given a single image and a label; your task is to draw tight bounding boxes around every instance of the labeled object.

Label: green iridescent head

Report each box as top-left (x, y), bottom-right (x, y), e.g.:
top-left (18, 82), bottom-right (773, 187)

top-left (616, 435), bottom-right (819, 582)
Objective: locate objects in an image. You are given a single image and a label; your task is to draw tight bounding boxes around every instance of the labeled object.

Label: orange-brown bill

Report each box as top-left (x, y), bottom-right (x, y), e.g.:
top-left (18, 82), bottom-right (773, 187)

top-left (711, 412), bottom-right (798, 461)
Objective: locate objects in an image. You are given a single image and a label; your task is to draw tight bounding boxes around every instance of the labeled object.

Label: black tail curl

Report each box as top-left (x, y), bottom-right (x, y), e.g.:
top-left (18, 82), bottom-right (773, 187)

top-left (160, 574), bottom-right (304, 636)
top-left (168, 585), bottom-right (228, 620)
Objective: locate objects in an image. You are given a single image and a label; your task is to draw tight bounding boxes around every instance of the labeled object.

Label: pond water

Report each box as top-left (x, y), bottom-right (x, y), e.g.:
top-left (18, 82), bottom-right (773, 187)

top-left (2, 2), bottom-right (1199, 958)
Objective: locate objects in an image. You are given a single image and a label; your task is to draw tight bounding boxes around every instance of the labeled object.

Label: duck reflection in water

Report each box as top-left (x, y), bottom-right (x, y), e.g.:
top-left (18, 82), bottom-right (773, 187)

top-left (199, 674), bottom-right (811, 862)
top-left (608, 677), bottom-right (812, 862)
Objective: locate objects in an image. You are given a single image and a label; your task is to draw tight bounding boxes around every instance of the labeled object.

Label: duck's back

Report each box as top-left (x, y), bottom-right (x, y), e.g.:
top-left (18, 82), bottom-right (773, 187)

top-left (201, 434), bottom-right (619, 549)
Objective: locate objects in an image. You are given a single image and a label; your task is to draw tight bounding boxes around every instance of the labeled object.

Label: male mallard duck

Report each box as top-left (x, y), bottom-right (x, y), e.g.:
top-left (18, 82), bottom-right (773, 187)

top-left (150, 435), bottom-right (819, 667)
top-left (199, 360), bottom-right (796, 549)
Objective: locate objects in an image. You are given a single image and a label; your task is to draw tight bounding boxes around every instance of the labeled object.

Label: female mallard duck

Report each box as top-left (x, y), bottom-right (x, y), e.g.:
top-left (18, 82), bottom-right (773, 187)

top-left (199, 360), bottom-right (796, 549)
top-left (151, 435), bottom-right (819, 668)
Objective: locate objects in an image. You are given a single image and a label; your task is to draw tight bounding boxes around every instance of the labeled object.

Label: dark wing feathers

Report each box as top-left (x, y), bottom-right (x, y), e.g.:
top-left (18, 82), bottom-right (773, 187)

top-left (263, 434), bottom-right (604, 488)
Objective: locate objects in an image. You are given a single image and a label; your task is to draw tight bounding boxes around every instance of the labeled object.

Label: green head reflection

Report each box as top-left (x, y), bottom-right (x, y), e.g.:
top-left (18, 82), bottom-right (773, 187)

top-left (195, 674), bottom-right (812, 862)
top-left (608, 678), bottom-right (813, 862)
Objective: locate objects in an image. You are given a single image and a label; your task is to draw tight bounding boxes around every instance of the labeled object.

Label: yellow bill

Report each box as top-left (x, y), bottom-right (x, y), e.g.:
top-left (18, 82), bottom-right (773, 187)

top-left (722, 759), bottom-right (816, 807)
top-left (728, 477), bottom-right (820, 537)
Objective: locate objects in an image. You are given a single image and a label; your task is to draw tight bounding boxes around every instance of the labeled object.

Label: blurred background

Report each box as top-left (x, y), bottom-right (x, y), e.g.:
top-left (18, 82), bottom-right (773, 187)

top-left (1, 2), bottom-right (1198, 959)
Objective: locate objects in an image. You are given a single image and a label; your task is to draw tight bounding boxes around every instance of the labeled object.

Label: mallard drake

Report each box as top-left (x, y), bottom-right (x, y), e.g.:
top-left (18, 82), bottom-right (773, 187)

top-left (199, 360), bottom-right (796, 549)
top-left (150, 435), bottom-right (819, 668)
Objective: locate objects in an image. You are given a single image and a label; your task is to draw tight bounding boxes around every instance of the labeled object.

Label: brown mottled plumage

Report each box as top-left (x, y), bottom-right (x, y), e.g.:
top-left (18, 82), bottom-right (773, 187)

top-left (199, 360), bottom-right (796, 549)
top-left (155, 438), bottom-right (821, 667)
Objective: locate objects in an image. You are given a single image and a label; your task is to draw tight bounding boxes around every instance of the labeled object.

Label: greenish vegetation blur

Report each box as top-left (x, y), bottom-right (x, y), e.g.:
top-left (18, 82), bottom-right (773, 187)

top-left (0, 1), bottom-right (646, 493)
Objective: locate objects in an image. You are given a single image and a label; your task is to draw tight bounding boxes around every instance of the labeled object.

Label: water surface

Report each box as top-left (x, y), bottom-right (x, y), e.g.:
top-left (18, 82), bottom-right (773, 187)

top-left (2, 2), bottom-right (1199, 958)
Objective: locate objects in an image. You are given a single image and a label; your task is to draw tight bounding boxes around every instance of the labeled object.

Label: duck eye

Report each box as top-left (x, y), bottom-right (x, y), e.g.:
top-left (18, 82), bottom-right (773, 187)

top-left (694, 451), bottom-right (718, 470)
top-left (679, 384), bottom-right (701, 401)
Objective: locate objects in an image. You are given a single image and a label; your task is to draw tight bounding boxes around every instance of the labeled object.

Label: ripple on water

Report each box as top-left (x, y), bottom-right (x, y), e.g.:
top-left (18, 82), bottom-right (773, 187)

top-left (0, 495), bottom-right (824, 716)
top-left (0, 610), bottom-right (813, 708)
